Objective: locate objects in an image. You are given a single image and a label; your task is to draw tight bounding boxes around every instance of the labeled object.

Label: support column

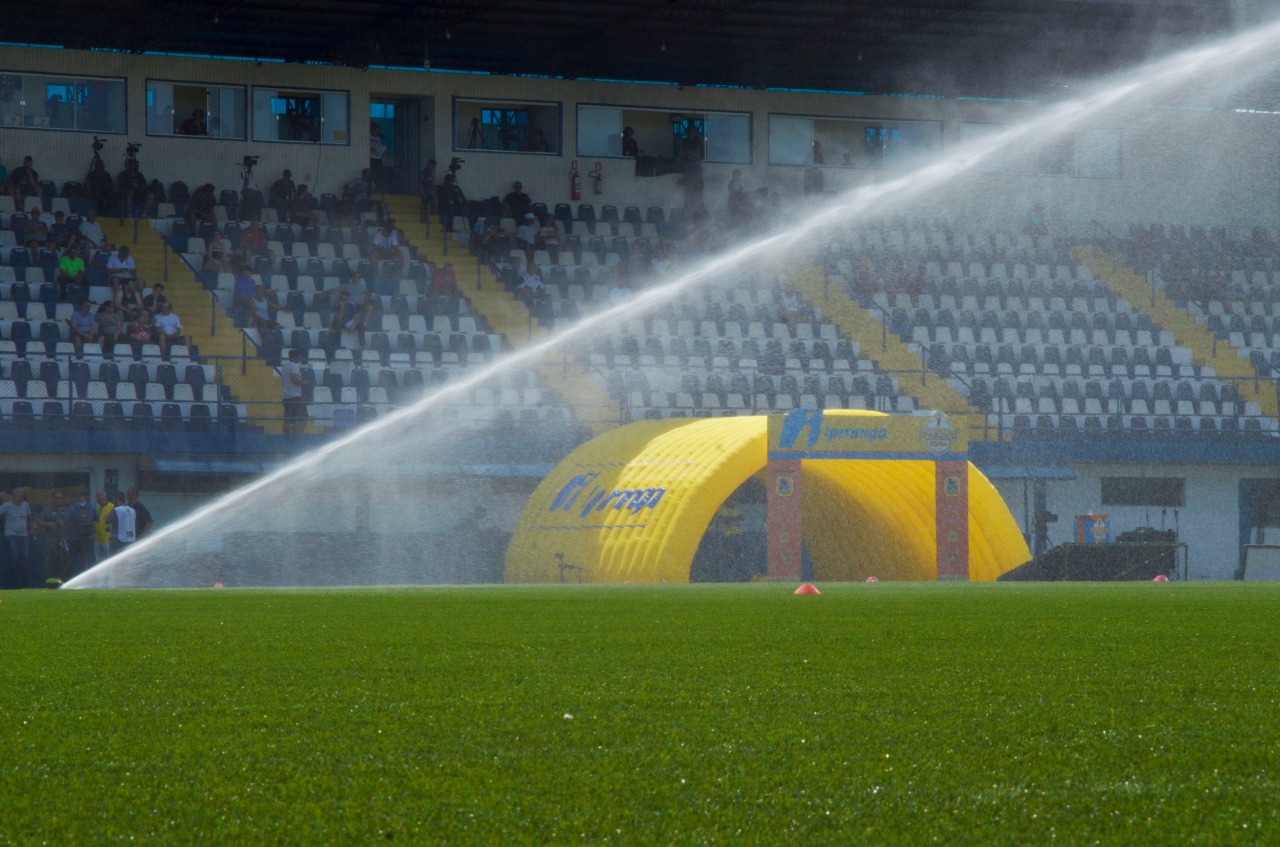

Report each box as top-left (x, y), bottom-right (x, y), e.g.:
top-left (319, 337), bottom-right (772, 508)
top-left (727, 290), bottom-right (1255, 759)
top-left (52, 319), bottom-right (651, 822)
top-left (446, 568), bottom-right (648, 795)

top-left (935, 459), bottom-right (970, 580)
top-left (766, 458), bottom-right (803, 580)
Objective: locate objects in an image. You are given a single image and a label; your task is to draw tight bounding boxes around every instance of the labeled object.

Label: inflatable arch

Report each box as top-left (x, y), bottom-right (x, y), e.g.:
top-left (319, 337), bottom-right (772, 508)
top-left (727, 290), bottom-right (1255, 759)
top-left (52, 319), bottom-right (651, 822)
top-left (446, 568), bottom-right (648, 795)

top-left (505, 411), bottom-right (1030, 584)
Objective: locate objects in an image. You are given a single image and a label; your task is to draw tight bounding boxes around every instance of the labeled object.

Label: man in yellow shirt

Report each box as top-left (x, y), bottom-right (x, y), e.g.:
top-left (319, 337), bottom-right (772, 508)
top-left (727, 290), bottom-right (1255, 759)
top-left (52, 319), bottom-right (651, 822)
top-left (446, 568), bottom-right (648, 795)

top-left (94, 490), bottom-right (115, 563)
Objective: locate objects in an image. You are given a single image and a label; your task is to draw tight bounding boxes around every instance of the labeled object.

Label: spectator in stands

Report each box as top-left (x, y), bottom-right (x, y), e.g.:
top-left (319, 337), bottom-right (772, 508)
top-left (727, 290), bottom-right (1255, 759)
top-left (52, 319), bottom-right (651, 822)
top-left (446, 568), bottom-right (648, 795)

top-left (56, 244), bottom-right (87, 298)
top-left (35, 492), bottom-right (68, 584)
top-left (96, 301), bottom-right (123, 353)
top-left (232, 265), bottom-right (257, 326)
top-left (526, 128), bottom-right (551, 153)
top-left (237, 219), bottom-right (268, 263)
top-left (516, 212), bottom-right (539, 261)
top-left (727, 168), bottom-right (751, 228)
top-left (0, 489), bottom-right (33, 589)
top-left (127, 488), bottom-right (154, 540)
top-left (651, 242), bottom-right (674, 276)
top-left (250, 284), bottom-right (281, 333)
top-left (681, 129), bottom-right (706, 161)
top-left (203, 232), bottom-right (229, 273)
top-left (778, 289), bottom-right (815, 334)
top-left (127, 308), bottom-right (155, 348)
top-left (186, 183), bottom-right (218, 229)
top-left (811, 141), bottom-right (825, 165)
top-left (93, 490), bottom-right (114, 564)
top-left (608, 276), bottom-right (633, 305)
top-left (803, 163), bottom-right (824, 195)
top-left (24, 204), bottom-right (51, 249)
top-left (1025, 203), bottom-right (1047, 236)
top-left (7, 155), bottom-right (42, 210)
top-left (49, 210), bottom-right (74, 249)
top-left (369, 122), bottom-right (388, 188)
top-left (516, 264), bottom-right (546, 307)
top-left (142, 282), bottom-right (169, 314)
top-left (178, 108), bottom-right (208, 136)
top-left (537, 214), bottom-right (562, 264)
top-left (75, 208), bottom-right (108, 252)
top-left (678, 155), bottom-right (705, 217)
top-left (280, 349), bottom-right (307, 434)
top-left (327, 290), bottom-right (368, 349)
top-left (336, 270), bottom-right (372, 308)
top-left (621, 126), bottom-right (639, 158)
top-left (503, 182), bottom-right (533, 222)
top-left (428, 262), bottom-right (459, 312)
top-left (419, 160), bottom-right (436, 223)
top-left (471, 215), bottom-right (512, 264)
top-left (116, 160), bottom-right (153, 217)
top-left (341, 169), bottom-right (384, 222)
top-left (369, 223), bottom-right (403, 273)
top-left (66, 299), bottom-right (99, 356)
top-left (153, 300), bottom-right (186, 356)
top-left (436, 173), bottom-right (467, 234)
top-left (116, 277), bottom-right (145, 322)
top-left (106, 245), bottom-right (137, 293)
top-left (290, 184), bottom-right (320, 227)
top-left (268, 169), bottom-right (295, 215)
top-left (84, 161), bottom-right (116, 216)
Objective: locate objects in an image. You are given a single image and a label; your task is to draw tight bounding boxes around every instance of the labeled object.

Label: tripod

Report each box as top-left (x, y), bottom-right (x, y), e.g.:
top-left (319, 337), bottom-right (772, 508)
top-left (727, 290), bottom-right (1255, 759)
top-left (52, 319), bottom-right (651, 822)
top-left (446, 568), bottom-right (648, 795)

top-left (467, 118), bottom-right (488, 149)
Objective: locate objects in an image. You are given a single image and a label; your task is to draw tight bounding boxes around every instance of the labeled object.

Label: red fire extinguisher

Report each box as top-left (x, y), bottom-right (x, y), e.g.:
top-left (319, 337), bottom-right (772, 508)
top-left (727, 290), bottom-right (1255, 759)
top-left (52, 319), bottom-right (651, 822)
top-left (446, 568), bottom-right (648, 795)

top-left (570, 160), bottom-right (581, 201)
top-left (590, 161), bottom-right (604, 195)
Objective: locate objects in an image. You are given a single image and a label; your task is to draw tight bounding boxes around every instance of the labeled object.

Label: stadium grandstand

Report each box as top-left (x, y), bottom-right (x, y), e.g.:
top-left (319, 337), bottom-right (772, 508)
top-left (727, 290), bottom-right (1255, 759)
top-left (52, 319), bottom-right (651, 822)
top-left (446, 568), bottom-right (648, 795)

top-left (3, 0), bottom-right (1280, 586)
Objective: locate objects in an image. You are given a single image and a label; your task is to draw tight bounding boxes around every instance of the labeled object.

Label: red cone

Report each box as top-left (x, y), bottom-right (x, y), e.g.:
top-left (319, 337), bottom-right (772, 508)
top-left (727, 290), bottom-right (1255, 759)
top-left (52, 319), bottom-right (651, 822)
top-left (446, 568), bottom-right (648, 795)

top-left (865, 576), bottom-right (879, 583)
top-left (1152, 574), bottom-right (1169, 582)
top-left (794, 583), bottom-right (821, 595)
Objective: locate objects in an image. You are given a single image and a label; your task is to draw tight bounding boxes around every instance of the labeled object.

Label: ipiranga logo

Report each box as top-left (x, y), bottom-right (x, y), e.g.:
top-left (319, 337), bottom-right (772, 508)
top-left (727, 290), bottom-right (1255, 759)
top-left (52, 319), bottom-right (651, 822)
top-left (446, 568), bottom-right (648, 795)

top-left (779, 408), bottom-right (888, 449)
top-left (548, 472), bottom-right (666, 518)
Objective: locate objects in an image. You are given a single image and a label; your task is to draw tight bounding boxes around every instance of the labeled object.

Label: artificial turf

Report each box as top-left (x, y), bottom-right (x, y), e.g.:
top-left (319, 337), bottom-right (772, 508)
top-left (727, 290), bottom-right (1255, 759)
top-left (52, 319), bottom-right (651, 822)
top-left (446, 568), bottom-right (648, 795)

top-left (1, 582), bottom-right (1277, 845)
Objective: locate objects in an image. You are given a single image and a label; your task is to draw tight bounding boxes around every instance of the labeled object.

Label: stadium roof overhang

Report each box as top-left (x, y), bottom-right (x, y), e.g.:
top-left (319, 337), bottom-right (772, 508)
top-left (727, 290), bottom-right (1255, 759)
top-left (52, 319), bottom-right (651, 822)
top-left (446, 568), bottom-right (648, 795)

top-left (6, 0), bottom-right (1256, 100)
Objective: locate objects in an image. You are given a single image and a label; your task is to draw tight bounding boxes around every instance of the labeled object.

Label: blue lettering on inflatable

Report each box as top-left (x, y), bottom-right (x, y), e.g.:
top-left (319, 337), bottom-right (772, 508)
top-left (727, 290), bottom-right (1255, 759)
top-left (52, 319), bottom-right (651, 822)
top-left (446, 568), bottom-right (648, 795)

top-left (780, 408), bottom-right (824, 449)
top-left (549, 472), bottom-right (666, 520)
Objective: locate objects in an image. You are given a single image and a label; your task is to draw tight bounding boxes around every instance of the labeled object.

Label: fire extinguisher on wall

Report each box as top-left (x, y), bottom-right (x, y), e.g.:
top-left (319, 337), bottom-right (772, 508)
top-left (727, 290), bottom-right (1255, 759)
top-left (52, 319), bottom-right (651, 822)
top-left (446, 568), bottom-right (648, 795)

top-left (590, 162), bottom-right (603, 195)
top-left (569, 159), bottom-right (581, 201)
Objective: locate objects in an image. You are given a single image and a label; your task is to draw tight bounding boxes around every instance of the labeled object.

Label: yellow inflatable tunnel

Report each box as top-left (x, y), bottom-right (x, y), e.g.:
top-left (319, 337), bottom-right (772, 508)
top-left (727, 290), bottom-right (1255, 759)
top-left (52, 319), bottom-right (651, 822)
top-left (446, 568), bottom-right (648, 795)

top-left (505, 412), bottom-right (1029, 583)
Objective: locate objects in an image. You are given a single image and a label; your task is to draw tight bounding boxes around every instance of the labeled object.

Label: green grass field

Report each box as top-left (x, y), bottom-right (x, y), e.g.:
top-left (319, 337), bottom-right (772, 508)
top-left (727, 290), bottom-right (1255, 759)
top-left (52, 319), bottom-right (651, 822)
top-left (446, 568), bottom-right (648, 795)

top-left (1, 583), bottom-right (1278, 845)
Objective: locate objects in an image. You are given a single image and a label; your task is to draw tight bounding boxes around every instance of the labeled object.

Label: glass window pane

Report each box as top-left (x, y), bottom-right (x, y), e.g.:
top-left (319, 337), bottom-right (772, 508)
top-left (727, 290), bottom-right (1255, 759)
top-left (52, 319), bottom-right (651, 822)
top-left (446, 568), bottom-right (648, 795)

top-left (578, 106), bottom-right (621, 156)
top-left (705, 113), bottom-right (750, 163)
top-left (769, 116), bottom-right (813, 165)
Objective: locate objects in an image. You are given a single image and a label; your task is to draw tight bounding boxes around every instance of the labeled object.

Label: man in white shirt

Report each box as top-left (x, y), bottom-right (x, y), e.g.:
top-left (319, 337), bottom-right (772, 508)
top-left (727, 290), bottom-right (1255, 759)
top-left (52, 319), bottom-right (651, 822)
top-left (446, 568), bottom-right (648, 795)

top-left (108, 491), bottom-right (136, 554)
top-left (153, 301), bottom-right (185, 356)
top-left (106, 245), bottom-right (137, 293)
top-left (75, 208), bottom-right (108, 252)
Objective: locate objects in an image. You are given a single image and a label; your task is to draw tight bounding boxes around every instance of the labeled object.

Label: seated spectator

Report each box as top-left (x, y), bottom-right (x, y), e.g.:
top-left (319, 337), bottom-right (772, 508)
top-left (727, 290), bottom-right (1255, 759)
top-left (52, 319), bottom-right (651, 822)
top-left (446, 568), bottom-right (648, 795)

top-left (7, 155), bottom-right (43, 209)
top-left (24, 205), bottom-right (51, 249)
top-left (56, 244), bottom-right (87, 298)
top-left (537, 215), bottom-right (561, 265)
top-left (516, 265), bottom-right (546, 306)
top-left (268, 170), bottom-right (295, 214)
top-left (116, 277), bottom-right (145, 323)
top-left (152, 301), bottom-right (186, 356)
top-left (237, 219), bottom-right (269, 262)
top-left (116, 160), bottom-right (154, 217)
top-left (127, 308), bottom-right (155, 347)
top-left (232, 266), bottom-right (257, 325)
top-left (341, 169), bottom-right (384, 222)
top-left (203, 232), bottom-right (229, 274)
top-left (503, 182), bottom-right (532, 221)
top-left (66, 300), bottom-right (99, 356)
top-left (369, 223), bottom-right (403, 272)
top-left (516, 212), bottom-right (539, 260)
top-left (83, 161), bottom-right (115, 215)
top-left (327, 290), bottom-right (368, 348)
top-left (428, 262), bottom-right (459, 306)
top-left (49, 211), bottom-right (74, 249)
top-left (650, 242), bottom-right (674, 276)
top-left (778, 289), bottom-right (815, 333)
top-left (607, 278), bottom-right (633, 305)
top-left (106, 245), bottom-right (137, 293)
top-left (178, 109), bottom-right (207, 136)
top-left (74, 208), bottom-right (108, 253)
top-left (186, 183), bottom-right (217, 229)
top-left (471, 216), bottom-right (513, 262)
top-left (249, 284), bottom-right (280, 333)
top-left (526, 128), bottom-right (551, 153)
top-left (290, 185), bottom-right (319, 227)
top-left (95, 301), bottom-right (123, 353)
top-left (142, 282), bottom-right (169, 314)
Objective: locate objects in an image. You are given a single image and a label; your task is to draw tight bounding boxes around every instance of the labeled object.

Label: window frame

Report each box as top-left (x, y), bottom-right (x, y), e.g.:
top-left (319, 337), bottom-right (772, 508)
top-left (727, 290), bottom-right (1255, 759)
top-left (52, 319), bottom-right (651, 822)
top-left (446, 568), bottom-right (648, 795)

top-left (452, 96), bottom-right (563, 156)
top-left (767, 112), bottom-right (942, 168)
top-left (576, 103), bottom-right (753, 164)
top-left (145, 79), bottom-right (248, 141)
top-left (250, 86), bottom-right (350, 146)
top-left (0, 69), bottom-right (127, 134)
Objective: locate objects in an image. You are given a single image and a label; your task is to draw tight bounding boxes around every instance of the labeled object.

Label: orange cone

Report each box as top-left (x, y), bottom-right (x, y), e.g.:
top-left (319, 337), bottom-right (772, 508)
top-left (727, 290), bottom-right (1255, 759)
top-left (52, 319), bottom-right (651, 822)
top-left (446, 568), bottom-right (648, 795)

top-left (865, 576), bottom-right (879, 583)
top-left (794, 583), bottom-right (821, 595)
top-left (1152, 574), bottom-right (1169, 582)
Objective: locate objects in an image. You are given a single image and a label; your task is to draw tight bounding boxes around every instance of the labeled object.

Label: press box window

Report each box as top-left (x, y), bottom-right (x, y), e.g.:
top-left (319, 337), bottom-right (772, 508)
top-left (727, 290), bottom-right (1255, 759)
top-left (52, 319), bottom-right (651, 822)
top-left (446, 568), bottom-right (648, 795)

top-left (0, 72), bottom-right (125, 133)
top-left (454, 99), bottom-right (561, 154)
top-left (577, 105), bottom-right (750, 163)
top-left (251, 88), bottom-right (349, 145)
top-left (768, 114), bottom-right (940, 167)
top-left (147, 81), bottom-right (246, 139)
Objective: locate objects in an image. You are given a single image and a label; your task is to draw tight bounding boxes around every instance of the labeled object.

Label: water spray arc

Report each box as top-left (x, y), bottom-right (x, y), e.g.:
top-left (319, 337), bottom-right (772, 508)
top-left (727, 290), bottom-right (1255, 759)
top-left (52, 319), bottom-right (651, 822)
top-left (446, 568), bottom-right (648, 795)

top-left (65, 14), bottom-right (1280, 588)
